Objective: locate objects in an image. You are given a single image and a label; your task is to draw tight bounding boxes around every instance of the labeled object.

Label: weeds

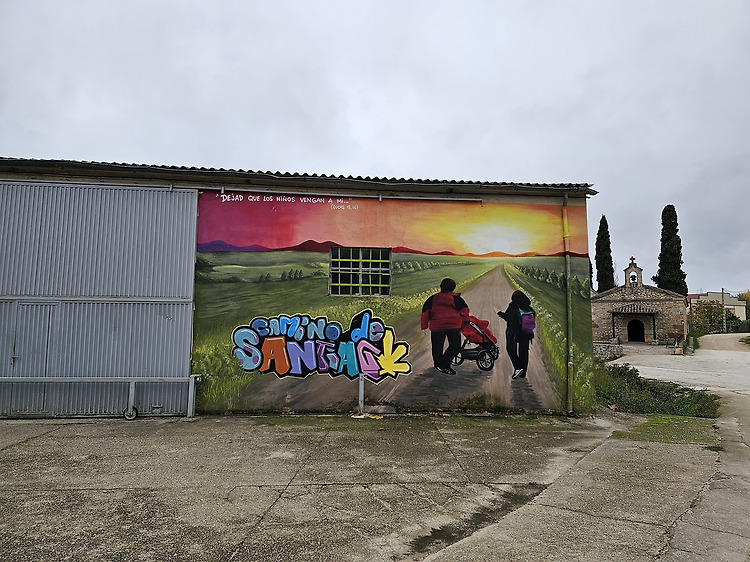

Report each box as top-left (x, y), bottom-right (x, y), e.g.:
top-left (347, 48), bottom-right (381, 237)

top-left (688, 333), bottom-right (701, 350)
top-left (594, 361), bottom-right (719, 418)
top-left (192, 342), bottom-right (257, 413)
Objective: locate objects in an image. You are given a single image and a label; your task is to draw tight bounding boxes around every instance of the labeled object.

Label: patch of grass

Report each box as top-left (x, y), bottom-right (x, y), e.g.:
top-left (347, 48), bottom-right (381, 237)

top-left (612, 414), bottom-right (719, 446)
top-left (741, 336), bottom-right (750, 347)
top-left (688, 333), bottom-right (701, 349)
top-left (595, 361), bottom-right (719, 418)
top-left (192, 342), bottom-right (259, 413)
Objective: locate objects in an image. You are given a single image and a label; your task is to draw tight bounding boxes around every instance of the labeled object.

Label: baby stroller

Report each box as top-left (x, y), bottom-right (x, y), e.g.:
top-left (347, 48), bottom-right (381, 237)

top-left (451, 315), bottom-right (500, 371)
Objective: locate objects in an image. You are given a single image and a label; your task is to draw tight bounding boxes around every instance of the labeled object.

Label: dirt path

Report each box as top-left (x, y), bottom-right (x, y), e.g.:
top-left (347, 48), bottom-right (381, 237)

top-left (697, 333), bottom-right (750, 352)
top-left (613, 332), bottom-right (750, 393)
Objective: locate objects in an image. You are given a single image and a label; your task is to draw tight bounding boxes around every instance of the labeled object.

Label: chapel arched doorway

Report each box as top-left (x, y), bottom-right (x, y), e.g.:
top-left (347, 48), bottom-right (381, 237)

top-left (627, 319), bottom-right (645, 342)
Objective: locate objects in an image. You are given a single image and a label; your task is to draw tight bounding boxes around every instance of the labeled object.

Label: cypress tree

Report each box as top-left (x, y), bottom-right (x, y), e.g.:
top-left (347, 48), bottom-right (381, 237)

top-left (594, 215), bottom-right (616, 292)
top-left (652, 204), bottom-right (688, 295)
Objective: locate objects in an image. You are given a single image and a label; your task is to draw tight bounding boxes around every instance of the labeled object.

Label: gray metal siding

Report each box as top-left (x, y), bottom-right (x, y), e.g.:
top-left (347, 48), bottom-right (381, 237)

top-left (0, 380), bottom-right (190, 417)
top-left (0, 182), bottom-right (196, 298)
top-left (50, 302), bottom-right (193, 378)
top-left (0, 182), bottom-right (198, 417)
top-left (0, 301), bottom-right (18, 378)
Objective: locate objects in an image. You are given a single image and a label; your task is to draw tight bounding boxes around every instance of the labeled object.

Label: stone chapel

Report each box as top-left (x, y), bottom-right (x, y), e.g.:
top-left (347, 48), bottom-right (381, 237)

top-left (591, 257), bottom-right (687, 344)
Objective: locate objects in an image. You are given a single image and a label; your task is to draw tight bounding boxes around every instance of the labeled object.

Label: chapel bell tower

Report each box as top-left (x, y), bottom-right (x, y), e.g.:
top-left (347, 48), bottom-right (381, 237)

top-left (624, 257), bottom-right (643, 288)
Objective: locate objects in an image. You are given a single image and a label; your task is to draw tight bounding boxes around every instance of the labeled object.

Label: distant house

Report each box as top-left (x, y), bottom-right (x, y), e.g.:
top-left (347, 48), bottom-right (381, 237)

top-left (591, 257), bottom-right (687, 344)
top-left (687, 292), bottom-right (747, 321)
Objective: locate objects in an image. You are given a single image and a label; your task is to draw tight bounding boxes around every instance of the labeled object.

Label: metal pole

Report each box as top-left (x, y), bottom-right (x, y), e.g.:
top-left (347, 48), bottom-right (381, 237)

top-left (127, 381), bottom-right (136, 417)
top-left (722, 288), bottom-right (727, 333)
top-left (187, 374), bottom-right (200, 418)
top-left (562, 193), bottom-right (574, 415)
top-left (358, 373), bottom-right (365, 416)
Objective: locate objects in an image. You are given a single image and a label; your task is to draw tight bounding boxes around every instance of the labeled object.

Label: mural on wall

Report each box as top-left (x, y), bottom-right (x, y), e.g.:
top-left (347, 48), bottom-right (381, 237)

top-left (193, 191), bottom-right (595, 414)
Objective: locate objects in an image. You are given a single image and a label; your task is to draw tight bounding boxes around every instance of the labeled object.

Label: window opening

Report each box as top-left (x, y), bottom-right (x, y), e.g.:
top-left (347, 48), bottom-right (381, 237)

top-left (330, 247), bottom-right (392, 296)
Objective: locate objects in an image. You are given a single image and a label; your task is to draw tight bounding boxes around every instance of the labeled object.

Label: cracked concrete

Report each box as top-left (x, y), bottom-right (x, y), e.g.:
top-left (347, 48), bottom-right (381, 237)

top-left (615, 335), bottom-right (750, 562)
top-left (1, 334), bottom-right (748, 561)
top-left (425, 334), bottom-right (750, 561)
top-left (656, 388), bottom-right (750, 562)
top-left (425, 435), bottom-right (720, 561)
top-left (0, 414), bottom-right (627, 561)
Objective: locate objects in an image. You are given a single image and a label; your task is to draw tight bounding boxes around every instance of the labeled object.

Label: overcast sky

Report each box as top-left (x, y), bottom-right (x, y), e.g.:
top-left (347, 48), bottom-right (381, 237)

top-left (2, 1), bottom-right (748, 294)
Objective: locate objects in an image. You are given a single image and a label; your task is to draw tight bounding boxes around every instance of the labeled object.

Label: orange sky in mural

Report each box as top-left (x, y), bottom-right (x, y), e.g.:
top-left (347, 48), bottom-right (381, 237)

top-left (197, 191), bottom-right (590, 256)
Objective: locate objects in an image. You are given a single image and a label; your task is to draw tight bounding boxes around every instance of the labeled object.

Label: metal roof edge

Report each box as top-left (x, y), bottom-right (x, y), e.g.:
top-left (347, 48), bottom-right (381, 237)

top-left (0, 157), bottom-right (597, 197)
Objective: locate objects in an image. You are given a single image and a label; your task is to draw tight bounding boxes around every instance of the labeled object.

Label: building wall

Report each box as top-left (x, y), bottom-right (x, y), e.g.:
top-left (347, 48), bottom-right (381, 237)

top-left (592, 285), bottom-right (686, 343)
top-left (689, 292), bottom-right (747, 321)
top-left (0, 181), bottom-right (198, 417)
top-left (194, 189), bottom-right (596, 414)
top-left (0, 163), bottom-right (597, 416)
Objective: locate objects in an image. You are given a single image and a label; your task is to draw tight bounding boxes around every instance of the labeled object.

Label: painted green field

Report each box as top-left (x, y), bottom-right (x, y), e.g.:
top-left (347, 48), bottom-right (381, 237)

top-left (192, 251), bottom-right (503, 412)
top-left (192, 251), bottom-right (596, 413)
top-left (194, 252), bottom-right (502, 343)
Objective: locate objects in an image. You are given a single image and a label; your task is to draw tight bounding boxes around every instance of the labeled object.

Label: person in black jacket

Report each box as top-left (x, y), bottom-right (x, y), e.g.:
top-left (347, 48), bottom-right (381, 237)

top-left (496, 290), bottom-right (534, 379)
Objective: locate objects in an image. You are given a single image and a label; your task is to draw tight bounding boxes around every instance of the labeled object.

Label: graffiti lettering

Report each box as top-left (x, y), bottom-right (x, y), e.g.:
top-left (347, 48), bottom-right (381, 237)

top-left (232, 310), bottom-right (411, 383)
top-left (233, 327), bottom-right (262, 371)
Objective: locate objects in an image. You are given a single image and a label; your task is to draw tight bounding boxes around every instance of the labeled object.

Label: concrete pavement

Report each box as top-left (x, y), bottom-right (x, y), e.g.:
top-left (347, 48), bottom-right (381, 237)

top-left (1, 413), bottom-right (625, 561)
top-left (427, 336), bottom-right (750, 561)
top-left (1, 334), bottom-right (748, 561)
top-left (612, 335), bottom-right (750, 561)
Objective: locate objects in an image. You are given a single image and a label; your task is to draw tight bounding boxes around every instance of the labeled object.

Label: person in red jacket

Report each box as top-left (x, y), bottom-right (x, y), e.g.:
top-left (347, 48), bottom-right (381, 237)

top-left (421, 278), bottom-right (470, 374)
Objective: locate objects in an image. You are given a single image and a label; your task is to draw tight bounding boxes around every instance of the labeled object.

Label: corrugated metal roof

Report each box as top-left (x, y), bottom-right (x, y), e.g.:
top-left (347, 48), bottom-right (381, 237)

top-left (0, 157), bottom-right (597, 197)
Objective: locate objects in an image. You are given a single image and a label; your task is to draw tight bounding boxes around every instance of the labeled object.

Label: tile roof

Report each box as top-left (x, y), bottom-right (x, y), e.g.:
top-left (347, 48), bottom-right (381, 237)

top-left (611, 303), bottom-right (660, 314)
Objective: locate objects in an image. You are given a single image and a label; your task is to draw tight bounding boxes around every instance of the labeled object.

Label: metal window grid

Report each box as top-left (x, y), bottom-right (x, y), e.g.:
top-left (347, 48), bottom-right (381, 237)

top-left (330, 247), bottom-right (392, 296)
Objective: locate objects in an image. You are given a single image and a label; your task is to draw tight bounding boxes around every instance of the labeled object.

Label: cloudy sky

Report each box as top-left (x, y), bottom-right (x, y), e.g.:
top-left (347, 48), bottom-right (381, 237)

top-left (2, 1), bottom-right (748, 294)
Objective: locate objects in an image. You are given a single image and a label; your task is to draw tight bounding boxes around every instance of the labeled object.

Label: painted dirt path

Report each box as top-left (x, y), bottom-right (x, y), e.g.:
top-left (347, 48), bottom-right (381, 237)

top-left (245, 265), bottom-right (556, 412)
top-left (370, 265), bottom-right (555, 410)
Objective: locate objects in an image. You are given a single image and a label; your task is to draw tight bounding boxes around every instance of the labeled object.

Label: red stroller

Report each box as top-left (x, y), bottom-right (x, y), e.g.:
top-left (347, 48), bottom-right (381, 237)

top-left (451, 315), bottom-right (500, 371)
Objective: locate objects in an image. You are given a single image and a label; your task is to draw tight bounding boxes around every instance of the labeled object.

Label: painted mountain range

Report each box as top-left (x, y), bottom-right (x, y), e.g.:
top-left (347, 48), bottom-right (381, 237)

top-left (197, 239), bottom-right (587, 258)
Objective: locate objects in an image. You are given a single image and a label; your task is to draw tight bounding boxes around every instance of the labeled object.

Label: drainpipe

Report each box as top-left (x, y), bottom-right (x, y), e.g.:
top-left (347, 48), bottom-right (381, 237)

top-left (562, 194), bottom-right (574, 415)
